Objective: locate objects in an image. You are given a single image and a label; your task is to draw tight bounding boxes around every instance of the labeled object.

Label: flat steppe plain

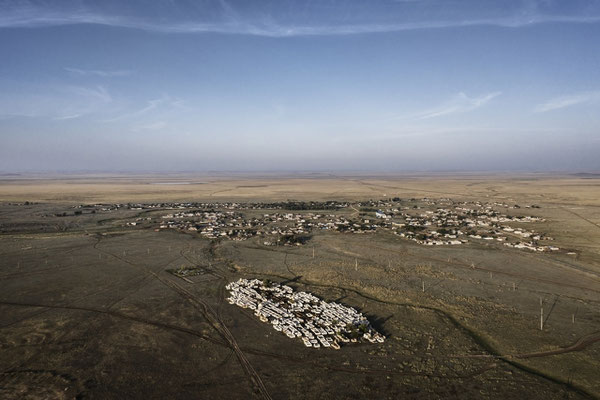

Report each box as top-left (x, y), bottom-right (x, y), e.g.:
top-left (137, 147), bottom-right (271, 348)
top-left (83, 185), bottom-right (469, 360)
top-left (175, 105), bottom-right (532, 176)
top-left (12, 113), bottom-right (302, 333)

top-left (1, 173), bottom-right (599, 399)
top-left (2, 172), bottom-right (600, 205)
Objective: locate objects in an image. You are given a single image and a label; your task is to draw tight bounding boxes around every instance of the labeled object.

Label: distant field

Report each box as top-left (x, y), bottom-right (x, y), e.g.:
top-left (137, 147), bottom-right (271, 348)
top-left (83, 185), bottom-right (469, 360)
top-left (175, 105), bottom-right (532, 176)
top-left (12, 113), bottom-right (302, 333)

top-left (1, 173), bottom-right (600, 206)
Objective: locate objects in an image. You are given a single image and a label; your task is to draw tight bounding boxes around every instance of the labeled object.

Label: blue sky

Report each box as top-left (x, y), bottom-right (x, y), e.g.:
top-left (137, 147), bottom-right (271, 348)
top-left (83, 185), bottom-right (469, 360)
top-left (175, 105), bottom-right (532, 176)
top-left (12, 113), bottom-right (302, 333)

top-left (1, 0), bottom-right (599, 172)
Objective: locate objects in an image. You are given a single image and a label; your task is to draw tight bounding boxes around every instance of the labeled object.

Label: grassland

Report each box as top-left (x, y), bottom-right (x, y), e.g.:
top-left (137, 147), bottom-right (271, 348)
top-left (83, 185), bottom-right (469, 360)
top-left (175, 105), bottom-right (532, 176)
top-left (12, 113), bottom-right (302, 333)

top-left (1, 173), bottom-right (599, 399)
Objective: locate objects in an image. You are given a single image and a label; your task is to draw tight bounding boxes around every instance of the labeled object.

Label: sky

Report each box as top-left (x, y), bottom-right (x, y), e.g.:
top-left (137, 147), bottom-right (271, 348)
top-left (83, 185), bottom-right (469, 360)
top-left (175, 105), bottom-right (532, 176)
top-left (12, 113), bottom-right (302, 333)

top-left (1, 0), bottom-right (600, 172)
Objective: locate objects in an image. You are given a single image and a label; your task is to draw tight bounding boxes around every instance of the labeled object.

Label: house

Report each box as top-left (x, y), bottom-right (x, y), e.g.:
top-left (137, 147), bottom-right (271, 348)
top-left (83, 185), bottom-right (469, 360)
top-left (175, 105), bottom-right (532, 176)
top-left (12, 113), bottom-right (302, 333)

top-left (375, 210), bottom-right (389, 219)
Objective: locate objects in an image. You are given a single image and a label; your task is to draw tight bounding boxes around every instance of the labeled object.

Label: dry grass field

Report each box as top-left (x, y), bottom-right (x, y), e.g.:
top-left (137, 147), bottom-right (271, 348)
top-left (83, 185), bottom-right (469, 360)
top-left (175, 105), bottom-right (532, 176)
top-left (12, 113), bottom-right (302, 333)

top-left (1, 173), bottom-right (599, 399)
top-left (1, 172), bottom-right (600, 206)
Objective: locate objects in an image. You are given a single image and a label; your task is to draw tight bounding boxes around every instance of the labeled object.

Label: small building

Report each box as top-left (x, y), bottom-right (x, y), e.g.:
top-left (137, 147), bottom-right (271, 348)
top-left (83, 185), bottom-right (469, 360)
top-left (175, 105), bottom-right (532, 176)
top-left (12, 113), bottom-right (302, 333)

top-left (375, 210), bottom-right (389, 219)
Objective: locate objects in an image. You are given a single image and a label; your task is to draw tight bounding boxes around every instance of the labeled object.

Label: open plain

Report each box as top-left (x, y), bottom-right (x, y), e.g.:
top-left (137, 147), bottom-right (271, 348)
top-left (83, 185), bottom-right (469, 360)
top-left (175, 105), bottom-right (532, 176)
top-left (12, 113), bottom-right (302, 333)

top-left (1, 173), bottom-right (599, 399)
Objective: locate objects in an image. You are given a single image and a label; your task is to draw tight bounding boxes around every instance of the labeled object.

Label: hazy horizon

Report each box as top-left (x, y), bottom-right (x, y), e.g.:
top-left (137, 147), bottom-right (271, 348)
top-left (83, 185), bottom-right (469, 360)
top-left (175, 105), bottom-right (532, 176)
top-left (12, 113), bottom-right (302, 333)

top-left (2, 169), bottom-right (599, 177)
top-left (1, 0), bottom-right (600, 172)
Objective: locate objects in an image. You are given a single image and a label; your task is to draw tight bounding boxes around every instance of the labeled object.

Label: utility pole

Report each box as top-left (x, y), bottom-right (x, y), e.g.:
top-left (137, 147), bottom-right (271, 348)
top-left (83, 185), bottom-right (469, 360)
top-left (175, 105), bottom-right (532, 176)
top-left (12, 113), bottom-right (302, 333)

top-left (312, 246), bottom-right (315, 259)
top-left (540, 297), bottom-right (544, 331)
top-left (355, 258), bottom-right (358, 271)
top-left (422, 280), bottom-right (425, 293)
top-left (540, 306), bottom-right (544, 331)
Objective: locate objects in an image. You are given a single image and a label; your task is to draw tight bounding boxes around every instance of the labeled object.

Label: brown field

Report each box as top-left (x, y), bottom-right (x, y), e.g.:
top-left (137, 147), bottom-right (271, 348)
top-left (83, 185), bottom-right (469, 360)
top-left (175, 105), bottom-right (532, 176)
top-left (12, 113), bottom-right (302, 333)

top-left (1, 173), bottom-right (599, 399)
top-left (2, 172), bottom-right (600, 205)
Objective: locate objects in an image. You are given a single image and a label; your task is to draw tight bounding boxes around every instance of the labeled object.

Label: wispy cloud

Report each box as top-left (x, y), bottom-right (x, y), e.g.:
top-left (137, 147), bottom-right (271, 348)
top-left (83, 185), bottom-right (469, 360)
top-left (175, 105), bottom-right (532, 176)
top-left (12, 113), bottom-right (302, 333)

top-left (65, 67), bottom-right (132, 77)
top-left (415, 92), bottom-right (501, 120)
top-left (68, 85), bottom-right (112, 103)
top-left (4, 16), bottom-right (600, 37)
top-left (0, 83), bottom-right (113, 120)
top-left (103, 95), bottom-right (184, 122)
top-left (53, 113), bottom-right (81, 120)
top-left (534, 91), bottom-right (600, 112)
top-left (1, 1), bottom-right (600, 37)
top-left (129, 98), bottom-right (165, 117)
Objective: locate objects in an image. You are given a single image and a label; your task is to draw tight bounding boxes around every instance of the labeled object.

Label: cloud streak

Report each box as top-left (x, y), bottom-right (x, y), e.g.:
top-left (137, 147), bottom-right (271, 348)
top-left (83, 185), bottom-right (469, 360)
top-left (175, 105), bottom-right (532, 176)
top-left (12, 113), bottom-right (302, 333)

top-left (103, 95), bottom-right (184, 122)
top-left (534, 91), bottom-right (600, 112)
top-left (53, 113), bottom-right (81, 120)
top-left (416, 92), bottom-right (501, 120)
top-left (0, 83), bottom-right (113, 120)
top-left (67, 85), bottom-right (112, 103)
top-left (1, 1), bottom-right (600, 37)
top-left (65, 67), bottom-right (132, 77)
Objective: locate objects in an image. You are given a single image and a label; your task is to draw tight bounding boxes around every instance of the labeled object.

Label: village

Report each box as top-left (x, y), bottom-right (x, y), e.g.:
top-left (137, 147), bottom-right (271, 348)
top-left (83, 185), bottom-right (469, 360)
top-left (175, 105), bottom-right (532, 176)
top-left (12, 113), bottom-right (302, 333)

top-left (372, 200), bottom-right (557, 252)
top-left (226, 278), bottom-right (385, 349)
top-left (72, 197), bottom-right (560, 253)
